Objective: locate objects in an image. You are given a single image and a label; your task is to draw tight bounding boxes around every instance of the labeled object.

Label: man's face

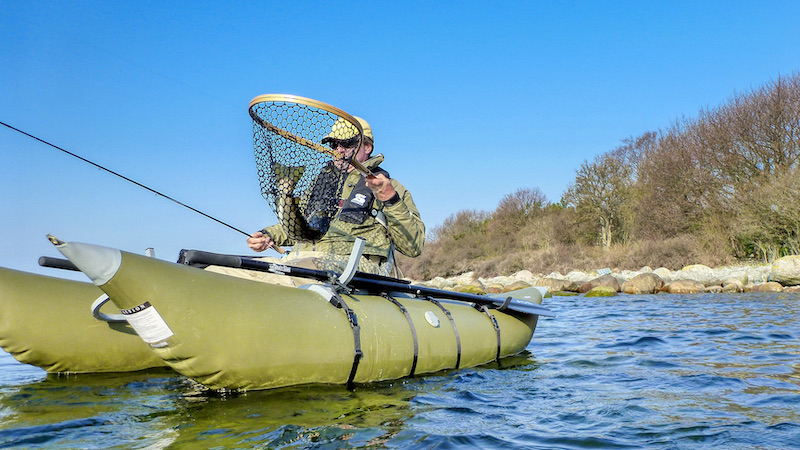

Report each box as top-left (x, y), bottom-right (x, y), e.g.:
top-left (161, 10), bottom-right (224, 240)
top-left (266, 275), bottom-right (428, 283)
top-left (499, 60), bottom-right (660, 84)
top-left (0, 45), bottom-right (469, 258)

top-left (330, 138), bottom-right (372, 169)
top-left (329, 137), bottom-right (359, 159)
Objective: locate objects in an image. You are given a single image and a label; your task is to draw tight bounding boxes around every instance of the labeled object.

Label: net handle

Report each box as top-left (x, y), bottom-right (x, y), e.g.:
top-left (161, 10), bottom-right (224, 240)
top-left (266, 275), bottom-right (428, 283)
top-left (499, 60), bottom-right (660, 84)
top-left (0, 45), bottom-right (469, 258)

top-left (248, 94), bottom-right (373, 177)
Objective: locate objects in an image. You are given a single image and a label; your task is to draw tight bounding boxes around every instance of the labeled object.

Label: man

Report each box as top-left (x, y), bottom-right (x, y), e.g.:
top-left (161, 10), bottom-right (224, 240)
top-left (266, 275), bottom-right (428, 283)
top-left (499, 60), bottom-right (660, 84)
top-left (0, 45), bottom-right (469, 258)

top-left (247, 116), bottom-right (425, 276)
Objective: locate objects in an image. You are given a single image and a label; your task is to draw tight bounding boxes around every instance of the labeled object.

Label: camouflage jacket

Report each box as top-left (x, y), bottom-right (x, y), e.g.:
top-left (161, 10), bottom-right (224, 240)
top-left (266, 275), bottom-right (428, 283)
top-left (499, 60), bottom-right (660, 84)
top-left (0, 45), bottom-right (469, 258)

top-left (262, 155), bottom-right (426, 261)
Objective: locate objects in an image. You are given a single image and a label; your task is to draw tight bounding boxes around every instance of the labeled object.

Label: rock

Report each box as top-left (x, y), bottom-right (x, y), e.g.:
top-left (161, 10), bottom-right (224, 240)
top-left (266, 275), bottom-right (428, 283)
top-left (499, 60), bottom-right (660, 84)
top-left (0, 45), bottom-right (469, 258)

top-left (454, 284), bottom-right (485, 295)
top-left (719, 268), bottom-right (749, 287)
top-left (746, 266), bottom-right (771, 284)
top-left (617, 270), bottom-right (639, 283)
top-left (677, 264), bottom-right (717, 286)
top-left (485, 284), bottom-right (505, 294)
top-left (578, 274), bottom-right (621, 293)
top-left (427, 277), bottom-right (455, 289)
top-left (768, 255), bottom-right (800, 286)
top-left (451, 272), bottom-right (476, 286)
top-left (551, 290), bottom-right (579, 296)
top-left (639, 266), bottom-right (653, 273)
top-left (503, 280), bottom-right (532, 292)
top-left (481, 275), bottom-right (513, 286)
top-left (653, 267), bottom-right (673, 282)
top-left (721, 281), bottom-right (743, 293)
top-left (784, 285), bottom-right (800, 293)
top-left (512, 270), bottom-right (535, 283)
top-left (661, 280), bottom-right (705, 294)
top-left (565, 270), bottom-right (593, 284)
top-left (705, 285), bottom-right (723, 293)
top-left (621, 273), bottom-right (665, 294)
top-left (535, 277), bottom-right (579, 292)
top-left (584, 285), bottom-right (618, 297)
top-left (469, 279), bottom-right (486, 290)
top-left (750, 282), bottom-right (784, 293)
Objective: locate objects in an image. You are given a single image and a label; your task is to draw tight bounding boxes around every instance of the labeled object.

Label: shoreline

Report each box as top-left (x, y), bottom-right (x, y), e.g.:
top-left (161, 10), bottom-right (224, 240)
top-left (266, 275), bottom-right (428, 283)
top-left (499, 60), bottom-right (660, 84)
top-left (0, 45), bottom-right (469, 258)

top-left (418, 257), bottom-right (800, 296)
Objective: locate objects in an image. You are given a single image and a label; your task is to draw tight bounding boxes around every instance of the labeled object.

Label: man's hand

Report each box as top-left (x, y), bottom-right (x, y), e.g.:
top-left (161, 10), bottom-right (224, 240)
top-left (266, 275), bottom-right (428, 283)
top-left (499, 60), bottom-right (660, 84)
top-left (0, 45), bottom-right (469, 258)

top-left (365, 173), bottom-right (397, 202)
top-left (247, 231), bottom-right (273, 252)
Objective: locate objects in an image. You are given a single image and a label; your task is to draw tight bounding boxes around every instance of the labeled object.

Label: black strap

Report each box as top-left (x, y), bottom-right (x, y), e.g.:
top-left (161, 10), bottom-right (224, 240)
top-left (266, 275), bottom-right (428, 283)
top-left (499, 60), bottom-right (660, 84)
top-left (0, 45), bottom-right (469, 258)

top-left (497, 296), bottom-right (512, 312)
top-left (330, 293), bottom-right (362, 388)
top-left (425, 297), bottom-right (462, 370)
top-left (478, 305), bottom-right (502, 362)
top-left (381, 293), bottom-right (419, 377)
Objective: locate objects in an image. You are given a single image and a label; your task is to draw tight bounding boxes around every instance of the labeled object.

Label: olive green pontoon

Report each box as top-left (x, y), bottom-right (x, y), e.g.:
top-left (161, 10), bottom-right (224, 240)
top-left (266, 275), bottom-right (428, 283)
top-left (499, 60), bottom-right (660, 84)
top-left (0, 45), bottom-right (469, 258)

top-left (0, 267), bottom-right (166, 373)
top-left (2, 238), bottom-right (552, 391)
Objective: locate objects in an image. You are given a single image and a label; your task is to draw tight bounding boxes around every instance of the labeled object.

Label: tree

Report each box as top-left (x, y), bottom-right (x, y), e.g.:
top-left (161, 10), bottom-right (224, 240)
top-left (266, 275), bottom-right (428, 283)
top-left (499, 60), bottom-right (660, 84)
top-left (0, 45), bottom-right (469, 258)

top-left (563, 152), bottom-right (633, 248)
top-left (489, 187), bottom-right (548, 253)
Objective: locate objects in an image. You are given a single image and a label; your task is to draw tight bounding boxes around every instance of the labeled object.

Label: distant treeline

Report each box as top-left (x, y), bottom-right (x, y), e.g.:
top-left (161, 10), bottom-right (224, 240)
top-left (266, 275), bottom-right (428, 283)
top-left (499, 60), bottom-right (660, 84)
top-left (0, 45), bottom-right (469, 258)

top-left (399, 73), bottom-right (800, 280)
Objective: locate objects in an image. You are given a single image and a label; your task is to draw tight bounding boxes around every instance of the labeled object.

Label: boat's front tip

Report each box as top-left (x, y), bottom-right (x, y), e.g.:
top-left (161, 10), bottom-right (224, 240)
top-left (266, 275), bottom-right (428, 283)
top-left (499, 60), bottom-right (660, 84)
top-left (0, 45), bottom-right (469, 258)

top-left (47, 234), bottom-right (122, 286)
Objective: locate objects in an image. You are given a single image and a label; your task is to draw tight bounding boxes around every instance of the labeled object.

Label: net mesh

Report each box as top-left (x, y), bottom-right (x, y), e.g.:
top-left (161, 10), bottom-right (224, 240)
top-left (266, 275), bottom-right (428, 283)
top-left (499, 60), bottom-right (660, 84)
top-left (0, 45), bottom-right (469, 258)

top-left (249, 96), bottom-right (362, 242)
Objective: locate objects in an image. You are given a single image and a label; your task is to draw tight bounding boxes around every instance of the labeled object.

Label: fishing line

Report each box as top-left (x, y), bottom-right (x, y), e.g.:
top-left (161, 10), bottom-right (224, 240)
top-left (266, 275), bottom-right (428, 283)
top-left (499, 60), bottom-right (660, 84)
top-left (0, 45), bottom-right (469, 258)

top-left (1, 120), bottom-right (251, 237)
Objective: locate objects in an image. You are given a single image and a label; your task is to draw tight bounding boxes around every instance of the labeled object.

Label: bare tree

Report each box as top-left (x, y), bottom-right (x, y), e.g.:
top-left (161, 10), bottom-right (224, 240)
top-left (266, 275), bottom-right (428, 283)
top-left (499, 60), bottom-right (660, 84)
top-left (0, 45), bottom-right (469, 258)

top-left (563, 153), bottom-right (633, 248)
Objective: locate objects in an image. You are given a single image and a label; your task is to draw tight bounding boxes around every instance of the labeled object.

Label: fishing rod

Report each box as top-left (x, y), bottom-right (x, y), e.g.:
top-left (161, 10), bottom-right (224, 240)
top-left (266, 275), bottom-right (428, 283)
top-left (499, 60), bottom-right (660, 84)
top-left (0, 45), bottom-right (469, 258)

top-left (1, 120), bottom-right (251, 237)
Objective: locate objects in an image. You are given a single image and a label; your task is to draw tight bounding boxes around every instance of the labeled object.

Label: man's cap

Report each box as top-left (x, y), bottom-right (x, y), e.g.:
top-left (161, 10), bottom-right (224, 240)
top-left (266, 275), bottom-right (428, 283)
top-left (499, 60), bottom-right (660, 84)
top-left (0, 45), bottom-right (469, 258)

top-left (321, 116), bottom-right (373, 143)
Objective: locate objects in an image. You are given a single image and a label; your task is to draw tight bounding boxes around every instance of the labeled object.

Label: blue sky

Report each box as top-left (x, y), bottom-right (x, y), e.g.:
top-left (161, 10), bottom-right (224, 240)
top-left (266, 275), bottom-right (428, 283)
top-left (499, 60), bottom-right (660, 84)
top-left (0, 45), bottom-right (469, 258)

top-left (2, 1), bottom-right (799, 279)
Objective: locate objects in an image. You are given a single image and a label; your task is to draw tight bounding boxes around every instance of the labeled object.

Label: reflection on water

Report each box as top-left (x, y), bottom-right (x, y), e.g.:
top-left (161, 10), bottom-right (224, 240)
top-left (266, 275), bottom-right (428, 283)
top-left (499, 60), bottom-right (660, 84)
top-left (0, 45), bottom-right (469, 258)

top-left (1, 292), bottom-right (799, 448)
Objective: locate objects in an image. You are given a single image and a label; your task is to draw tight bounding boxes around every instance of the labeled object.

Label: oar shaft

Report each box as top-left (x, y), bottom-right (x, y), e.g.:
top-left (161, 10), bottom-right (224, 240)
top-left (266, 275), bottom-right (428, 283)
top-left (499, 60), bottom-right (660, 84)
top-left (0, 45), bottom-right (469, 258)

top-left (177, 250), bottom-right (553, 316)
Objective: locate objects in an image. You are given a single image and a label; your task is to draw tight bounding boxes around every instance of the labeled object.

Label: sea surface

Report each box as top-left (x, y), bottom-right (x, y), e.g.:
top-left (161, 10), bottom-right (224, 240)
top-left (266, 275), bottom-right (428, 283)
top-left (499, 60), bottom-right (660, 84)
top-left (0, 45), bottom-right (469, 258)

top-left (1, 292), bottom-right (799, 449)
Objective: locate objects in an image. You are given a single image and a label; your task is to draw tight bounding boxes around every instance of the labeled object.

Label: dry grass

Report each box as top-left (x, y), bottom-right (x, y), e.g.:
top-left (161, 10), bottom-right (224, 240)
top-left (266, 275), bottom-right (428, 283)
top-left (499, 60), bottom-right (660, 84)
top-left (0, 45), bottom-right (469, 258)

top-left (398, 235), bottom-right (737, 280)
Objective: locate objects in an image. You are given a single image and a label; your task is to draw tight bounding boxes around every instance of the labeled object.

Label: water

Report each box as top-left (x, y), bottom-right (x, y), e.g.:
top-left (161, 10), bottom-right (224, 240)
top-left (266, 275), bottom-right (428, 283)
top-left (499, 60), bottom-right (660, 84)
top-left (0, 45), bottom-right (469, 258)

top-left (1, 292), bottom-right (799, 449)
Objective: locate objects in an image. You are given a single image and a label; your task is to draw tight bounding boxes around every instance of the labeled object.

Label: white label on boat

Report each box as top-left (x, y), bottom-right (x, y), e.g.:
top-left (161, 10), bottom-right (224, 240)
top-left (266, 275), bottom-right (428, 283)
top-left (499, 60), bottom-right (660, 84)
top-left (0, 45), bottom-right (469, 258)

top-left (120, 301), bottom-right (174, 345)
top-left (424, 310), bottom-right (440, 328)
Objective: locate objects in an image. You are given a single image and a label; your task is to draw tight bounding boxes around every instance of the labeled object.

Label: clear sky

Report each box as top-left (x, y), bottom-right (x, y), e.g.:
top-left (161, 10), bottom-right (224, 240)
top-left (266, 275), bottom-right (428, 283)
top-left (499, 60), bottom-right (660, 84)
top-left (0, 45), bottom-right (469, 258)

top-left (2, 1), bottom-right (799, 279)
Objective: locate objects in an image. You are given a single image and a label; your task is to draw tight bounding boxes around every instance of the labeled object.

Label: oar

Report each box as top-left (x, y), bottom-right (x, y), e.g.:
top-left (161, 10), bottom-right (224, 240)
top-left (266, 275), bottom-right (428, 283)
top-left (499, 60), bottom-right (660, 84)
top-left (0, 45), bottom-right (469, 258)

top-left (178, 250), bottom-right (555, 317)
top-left (39, 256), bottom-right (80, 271)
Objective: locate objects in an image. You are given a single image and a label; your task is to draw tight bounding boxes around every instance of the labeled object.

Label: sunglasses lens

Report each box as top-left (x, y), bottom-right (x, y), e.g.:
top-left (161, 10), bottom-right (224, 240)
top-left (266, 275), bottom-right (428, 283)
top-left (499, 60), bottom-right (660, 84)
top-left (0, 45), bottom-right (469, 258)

top-left (328, 137), bottom-right (359, 149)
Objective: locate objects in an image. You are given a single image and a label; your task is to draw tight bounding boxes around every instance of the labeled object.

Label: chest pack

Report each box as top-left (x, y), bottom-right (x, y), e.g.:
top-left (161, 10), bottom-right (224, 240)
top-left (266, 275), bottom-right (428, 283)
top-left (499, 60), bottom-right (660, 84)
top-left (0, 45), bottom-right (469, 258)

top-left (338, 168), bottom-right (390, 224)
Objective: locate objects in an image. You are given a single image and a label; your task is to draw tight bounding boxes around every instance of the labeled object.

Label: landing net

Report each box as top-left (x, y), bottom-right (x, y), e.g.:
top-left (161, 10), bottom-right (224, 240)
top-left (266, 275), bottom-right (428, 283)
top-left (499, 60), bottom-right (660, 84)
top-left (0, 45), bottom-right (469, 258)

top-left (248, 94), bottom-right (363, 242)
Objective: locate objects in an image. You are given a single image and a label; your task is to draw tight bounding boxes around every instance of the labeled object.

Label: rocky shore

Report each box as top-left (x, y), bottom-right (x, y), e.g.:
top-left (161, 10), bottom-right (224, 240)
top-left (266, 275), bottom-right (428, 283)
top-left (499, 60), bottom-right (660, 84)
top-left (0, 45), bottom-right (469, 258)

top-left (418, 255), bottom-right (800, 297)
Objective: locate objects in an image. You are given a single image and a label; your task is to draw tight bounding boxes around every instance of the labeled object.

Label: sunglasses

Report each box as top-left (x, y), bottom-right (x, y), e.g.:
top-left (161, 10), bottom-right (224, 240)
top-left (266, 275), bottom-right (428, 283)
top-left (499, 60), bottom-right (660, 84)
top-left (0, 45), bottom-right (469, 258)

top-left (326, 137), bottom-right (360, 150)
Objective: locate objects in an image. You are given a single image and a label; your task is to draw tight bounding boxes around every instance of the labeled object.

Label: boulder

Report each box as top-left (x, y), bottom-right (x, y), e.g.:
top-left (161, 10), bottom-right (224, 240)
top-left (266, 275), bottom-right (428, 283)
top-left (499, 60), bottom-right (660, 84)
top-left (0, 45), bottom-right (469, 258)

top-left (426, 277), bottom-right (455, 289)
top-left (584, 285), bottom-right (618, 297)
top-left (551, 290), bottom-right (579, 296)
top-left (621, 273), bottom-right (665, 294)
top-left (451, 272), bottom-right (476, 286)
top-left (481, 275), bottom-right (513, 286)
top-left (705, 285), bottom-right (723, 293)
top-left (617, 270), bottom-right (640, 283)
top-left (578, 274), bottom-right (621, 293)
top-left (511, 270), bottom-right (535, 283)
top-left (565, 270), bottom-right (593, 284)
top-left (721, 281), bottom-right (744, 293)
top-left (469, 279), bottom-right (485, 290)
top-left (719, 268), bottom-right (749, 287)
top-left (768, 255), bottom-right (800, 286)
top-left (784, 285), bottom-right (800, 293)
top-left (750, 282), bottom-right (784, 293)
top-left (485, 284), bottom-right (505, 294)
top-left (676, 264), bottom-right (718, 286)
top-left (454, 284), bottom-right (485, 295)
top-left (503, 280), bottom-right (532, 292)
top-left (746, 266), bottom-right (771, 284)
top-left (661, 280), bottom-right (705, 294)
top-left (535, 277), bottom-right (579, 292)
top-left (653, 267), bottom-right (673, 282)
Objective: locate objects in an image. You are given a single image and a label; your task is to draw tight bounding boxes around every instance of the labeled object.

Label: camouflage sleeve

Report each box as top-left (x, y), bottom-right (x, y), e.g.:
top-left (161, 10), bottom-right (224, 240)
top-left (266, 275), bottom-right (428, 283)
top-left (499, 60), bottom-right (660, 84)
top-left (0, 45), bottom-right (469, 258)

top-left (261, 223), bottom-right (296, 247)
top-left (382, 179), bottom-right (426, 257)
